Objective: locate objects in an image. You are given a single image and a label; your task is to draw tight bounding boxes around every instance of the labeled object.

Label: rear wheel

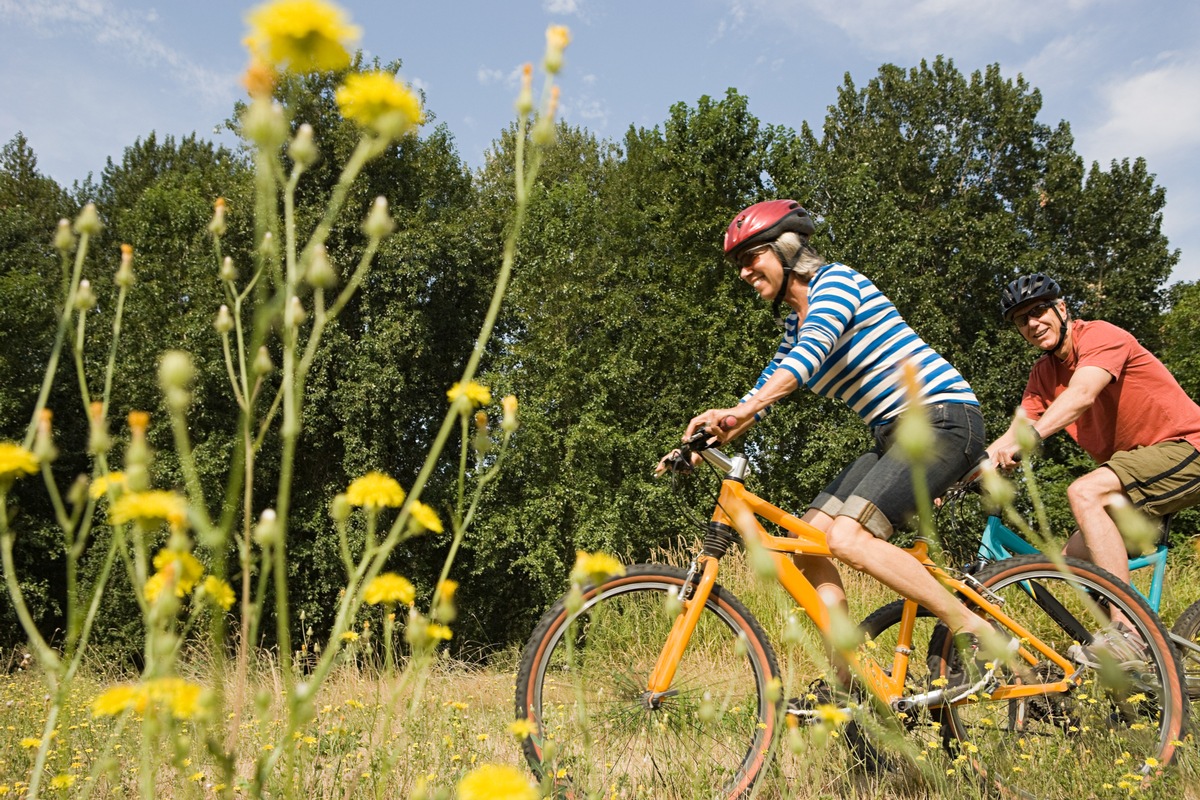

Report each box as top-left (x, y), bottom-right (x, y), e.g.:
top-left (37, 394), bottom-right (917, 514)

top-left (929, 555), bottom-right (1188, 797)
top-left (515, 563), bottom-right (781, 800)
top-left (1169, 599), bottom-right (1200, 701)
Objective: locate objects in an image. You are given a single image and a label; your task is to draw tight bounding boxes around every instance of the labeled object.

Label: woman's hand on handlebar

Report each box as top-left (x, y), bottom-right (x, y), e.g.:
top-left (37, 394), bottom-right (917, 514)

top-left (684, 405), bottom-right (752, 443)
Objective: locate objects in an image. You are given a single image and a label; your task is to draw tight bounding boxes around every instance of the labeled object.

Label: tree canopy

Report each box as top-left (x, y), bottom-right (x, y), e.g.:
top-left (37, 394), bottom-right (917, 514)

top-left (0, 56), bottom-right (1191, 656)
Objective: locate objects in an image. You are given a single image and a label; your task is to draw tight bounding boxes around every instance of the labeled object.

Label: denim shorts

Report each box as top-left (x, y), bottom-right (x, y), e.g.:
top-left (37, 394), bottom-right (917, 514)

top-left (810, 402), bottom-right (986, 540)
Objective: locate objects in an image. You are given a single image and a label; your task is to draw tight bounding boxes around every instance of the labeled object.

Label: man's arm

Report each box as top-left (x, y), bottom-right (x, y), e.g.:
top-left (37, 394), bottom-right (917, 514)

top-left (987, 365), bottom-right (1112, 468)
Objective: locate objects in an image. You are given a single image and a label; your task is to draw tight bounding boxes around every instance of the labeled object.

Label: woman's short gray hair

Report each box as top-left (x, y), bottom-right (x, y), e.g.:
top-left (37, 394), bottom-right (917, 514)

top-left (770, 231), bottom-right (823, 282)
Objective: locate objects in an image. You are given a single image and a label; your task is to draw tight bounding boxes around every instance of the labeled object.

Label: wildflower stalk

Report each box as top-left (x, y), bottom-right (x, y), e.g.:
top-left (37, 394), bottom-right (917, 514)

top-left (23, 220), bottom-right (91, 449)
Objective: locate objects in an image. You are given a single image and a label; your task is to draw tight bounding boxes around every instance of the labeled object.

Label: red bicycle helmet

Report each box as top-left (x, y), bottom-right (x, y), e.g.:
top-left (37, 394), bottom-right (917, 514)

top-left (723, 200), bottom-right (815, 260)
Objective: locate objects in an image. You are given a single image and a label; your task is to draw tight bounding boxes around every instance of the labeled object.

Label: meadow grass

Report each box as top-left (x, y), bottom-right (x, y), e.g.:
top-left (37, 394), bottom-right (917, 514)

top-left (4, 542), bottom-right (1197, 798)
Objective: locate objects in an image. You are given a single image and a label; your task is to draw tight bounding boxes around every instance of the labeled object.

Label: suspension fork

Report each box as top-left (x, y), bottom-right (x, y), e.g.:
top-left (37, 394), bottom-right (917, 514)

top-left (644, 554), bottom-right (721, 702)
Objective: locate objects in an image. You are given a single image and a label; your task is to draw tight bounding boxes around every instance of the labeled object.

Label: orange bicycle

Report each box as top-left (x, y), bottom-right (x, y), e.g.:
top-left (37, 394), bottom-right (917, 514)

top-left (515, 431), bottom-right (1188, 798)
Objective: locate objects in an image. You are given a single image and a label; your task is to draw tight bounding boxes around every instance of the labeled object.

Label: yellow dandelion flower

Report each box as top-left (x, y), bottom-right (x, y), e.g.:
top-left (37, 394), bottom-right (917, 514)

top-left (426, 623), bottom-right (452, 641)
top-left (49, 775), bottom-right (75, 790)
top-left (244, 0), bottom-right (359, 73)
top-left (92, 685), bottom-right (142, 718)
top-left (409, 501), bottom-right (443, 533)
top-left (144, 677), bottom-right (204, 720)
top-left (109, 490), bottom-right (189, 530)
top-left (144, 572), bottom-right (168, 604)
top-left (19, 737), bottom-right (41, 749)
top-left (201, 576), bottom-right (236, 611)
top-left (335, 71), bottom-right (424, 136)
top-left (363, 572), bottom-right (415, 606)
top-left (571, 551), bottom-right (626, 586)
top-left (340, 630), bottom-right (359, 642)
top-left (447, 381), bottom-right (492, 408)
top-left (0, 442), bottom-right (38, 482)
top-left (815, 704), bottom-right (850, 726)
top-left (508, 719), bottom-right (537, 740)
top-left (152, 549), bottom-right (205, 596)
top-left (437, 579), bottom-right (458, 602)
top-left (456, 764), bottom-right (538, 800)
top-left (89, 471), bottom-right (126, 500)
top-left (345, 472), bottom-right (406, 509)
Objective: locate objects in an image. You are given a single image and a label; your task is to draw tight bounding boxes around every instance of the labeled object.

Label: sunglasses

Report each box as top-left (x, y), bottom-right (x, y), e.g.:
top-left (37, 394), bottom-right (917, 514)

top-left (734, 245), bottom-right (771, 269)
top-left (1013, 301), bottom-right (1057, 328)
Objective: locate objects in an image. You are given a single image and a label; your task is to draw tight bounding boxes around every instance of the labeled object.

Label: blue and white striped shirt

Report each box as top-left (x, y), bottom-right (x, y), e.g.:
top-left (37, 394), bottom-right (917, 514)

top-left (741, 263), bottom-right (978, 426)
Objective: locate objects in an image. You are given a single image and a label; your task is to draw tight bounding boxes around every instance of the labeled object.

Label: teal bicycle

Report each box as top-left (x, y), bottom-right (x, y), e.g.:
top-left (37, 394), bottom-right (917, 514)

top-left (860, 465), bottom-right (1200, 700)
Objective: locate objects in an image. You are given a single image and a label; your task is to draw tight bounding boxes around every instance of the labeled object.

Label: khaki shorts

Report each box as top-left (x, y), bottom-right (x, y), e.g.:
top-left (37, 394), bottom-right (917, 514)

top-left (1105, 440), bottom-right (1200, 518)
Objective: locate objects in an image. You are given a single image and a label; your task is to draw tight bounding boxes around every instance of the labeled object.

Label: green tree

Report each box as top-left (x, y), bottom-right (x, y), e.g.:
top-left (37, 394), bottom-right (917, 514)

top-left (0, 134), bottom-right (77, 645)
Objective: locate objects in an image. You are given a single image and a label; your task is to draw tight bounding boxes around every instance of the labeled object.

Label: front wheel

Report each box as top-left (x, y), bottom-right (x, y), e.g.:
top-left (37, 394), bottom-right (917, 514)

top-left (515, 563), bottom-right (781, 800)
top-left (929, 554), bottom-right (1189, 797)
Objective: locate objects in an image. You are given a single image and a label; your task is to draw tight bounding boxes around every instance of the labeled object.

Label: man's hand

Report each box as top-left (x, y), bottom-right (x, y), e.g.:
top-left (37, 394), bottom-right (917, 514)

top-left (988, 439), bottom-right (1022, 470)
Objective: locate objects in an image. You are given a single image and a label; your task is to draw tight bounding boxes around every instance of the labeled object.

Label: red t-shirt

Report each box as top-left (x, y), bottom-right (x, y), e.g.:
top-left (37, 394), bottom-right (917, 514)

top-left (1020, 319), bottom-right (1200, 463)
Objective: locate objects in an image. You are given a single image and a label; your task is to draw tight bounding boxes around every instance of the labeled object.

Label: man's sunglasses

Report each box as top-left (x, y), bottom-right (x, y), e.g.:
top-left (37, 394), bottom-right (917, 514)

top-left (1013, 301), bottom-right (1057, 327)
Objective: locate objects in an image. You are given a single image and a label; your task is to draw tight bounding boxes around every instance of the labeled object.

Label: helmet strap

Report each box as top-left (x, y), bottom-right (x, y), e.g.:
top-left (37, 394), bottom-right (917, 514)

top-left (1050, 305), bottom-right (1069, 355)
top-left (769, 243), bottom-right (802, 325)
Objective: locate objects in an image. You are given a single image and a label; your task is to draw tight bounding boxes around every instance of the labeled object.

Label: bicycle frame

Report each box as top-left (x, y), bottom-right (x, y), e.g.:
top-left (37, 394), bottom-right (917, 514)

top-left (977, 514), bottom-right (1169, 611)
top-left (647, 453), bottom-right (1078, 711)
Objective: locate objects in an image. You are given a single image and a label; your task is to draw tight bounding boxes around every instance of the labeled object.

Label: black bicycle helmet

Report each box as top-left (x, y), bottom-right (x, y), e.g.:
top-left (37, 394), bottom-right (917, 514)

top-left (1000, 273), bottom-right (1061, 320)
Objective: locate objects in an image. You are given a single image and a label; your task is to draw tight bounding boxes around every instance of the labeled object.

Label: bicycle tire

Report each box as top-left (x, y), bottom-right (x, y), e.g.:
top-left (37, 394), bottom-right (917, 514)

top-left (927, 554), bottom-right (1189, 797)
top-left (1169, 598), bottom-right (1200, 701)
top-left (515, 563), bottom-right (781, 800)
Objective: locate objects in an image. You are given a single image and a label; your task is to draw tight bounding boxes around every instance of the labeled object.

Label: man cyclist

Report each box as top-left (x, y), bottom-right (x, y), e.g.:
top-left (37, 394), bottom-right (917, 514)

top-left (987, 273), bottom-right (1200, 658)
top-left (660, 200), bottom-right (1002, 663)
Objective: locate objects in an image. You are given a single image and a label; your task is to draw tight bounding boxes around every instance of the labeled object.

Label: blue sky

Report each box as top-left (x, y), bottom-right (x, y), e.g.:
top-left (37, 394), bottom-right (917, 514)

top-left (3, 0), bottom-right (1199, 283)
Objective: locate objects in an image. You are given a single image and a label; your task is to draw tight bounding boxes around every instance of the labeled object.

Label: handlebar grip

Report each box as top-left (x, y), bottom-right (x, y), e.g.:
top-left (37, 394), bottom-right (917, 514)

top-left (719, 415), bottom-right (737, 431)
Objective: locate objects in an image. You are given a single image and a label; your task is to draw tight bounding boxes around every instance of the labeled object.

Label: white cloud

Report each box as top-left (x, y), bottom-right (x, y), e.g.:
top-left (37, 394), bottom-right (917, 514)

top-left (543, 0), bottom-right (582, 14)
top-left (1080, 57), bottom-right (1200, 166)
top-left (0, 0), bottom-right (233, 107)
top-left (476, 65), bottom-right (525, 89)
top-left (477, 67), bottom-right (506, 85)
top-left (725, 0), bottom-right (1110, 55)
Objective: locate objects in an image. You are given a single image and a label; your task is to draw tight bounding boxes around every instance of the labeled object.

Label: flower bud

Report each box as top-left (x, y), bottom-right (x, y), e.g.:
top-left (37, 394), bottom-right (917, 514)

top-left (207, 198), bottom-right (227, 237)
top-left (259, 231), bottom-right (277, 261)
top-left (34, 409), bottom-right (57, 463)
top-left (979, 462), bottom-right (1015, 510)
top-left (220, 256), bottom-right (237, 283)
top-left (473, 411), bottom-right (491, 456)
top-left (68, 474), bottom-right (89, 509)
top-left (115, 244), bottom-right (135, 287)
top-left (88, 401), bottom-right (110, 456)
top-left (253, 508), bottom-right (280, 547)
top-left (895, 405), bottom-right (935, 465)
top-left (362, 196), bottom-right (395, 239)
top-left (288, 124), bottom-right (319, 168)
top-left (1109, 495), bottom-right (1159, 556)
top-left (74, 279), bottom-right (97, 311)
top-left (330, 493), bottom-right (351, 522)
top-left (501, 395), bottom-right (519, 433)
top-left (284, 296), bottom-right (307, 328)
top-left (543, 25), bottom-right (570, 75)
top-left (54, 219), bottom-right (75, 253)
top-left (305, 245), bottom-right (337, 289)
top-left (241, 99), bottom-right (289, 150)
top-left (514, 63), bottom-right (533, 116)
top-left (126, 411), bottom-right (152, 491)
top-left (73, 203), bottom-right (103, 236)
top-left (214, 305), bottom-right (234, 334)
top-left (565, 585), bottom-right (583, 615)
top-left (1013, 409), bottom-right (1042, 456)
top-left (158, 350), bottom-right (195, 393)
top-left (253, 346), bottom-right (274, 376)
top-left (159, 350), bottom-right (194, 412)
